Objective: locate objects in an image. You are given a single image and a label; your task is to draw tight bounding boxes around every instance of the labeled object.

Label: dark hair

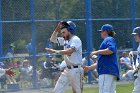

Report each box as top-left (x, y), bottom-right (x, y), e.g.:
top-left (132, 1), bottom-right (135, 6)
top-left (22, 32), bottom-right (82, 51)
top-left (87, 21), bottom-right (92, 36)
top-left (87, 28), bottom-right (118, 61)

top-left (107, 31), bottom-right (116, 37)
top-left (61, 22), bottom-right (69, 30)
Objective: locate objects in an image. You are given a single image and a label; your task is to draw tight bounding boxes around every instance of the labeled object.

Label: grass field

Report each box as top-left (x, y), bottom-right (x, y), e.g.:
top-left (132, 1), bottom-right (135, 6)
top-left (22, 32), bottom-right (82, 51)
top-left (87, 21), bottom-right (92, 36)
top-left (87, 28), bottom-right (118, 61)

top-left (5, 82), bottom-right (134, 93)
top-left (65, 82), bottom-right (134, 93)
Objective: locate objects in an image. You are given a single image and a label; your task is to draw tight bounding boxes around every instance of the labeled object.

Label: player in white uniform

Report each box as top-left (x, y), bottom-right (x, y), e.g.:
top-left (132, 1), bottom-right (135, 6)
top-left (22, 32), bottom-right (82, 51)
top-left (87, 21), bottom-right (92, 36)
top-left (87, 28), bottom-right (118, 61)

top-left (46, 21), bottom-right (83, 93)
top-left (129, 27), bottom-right (140, 93)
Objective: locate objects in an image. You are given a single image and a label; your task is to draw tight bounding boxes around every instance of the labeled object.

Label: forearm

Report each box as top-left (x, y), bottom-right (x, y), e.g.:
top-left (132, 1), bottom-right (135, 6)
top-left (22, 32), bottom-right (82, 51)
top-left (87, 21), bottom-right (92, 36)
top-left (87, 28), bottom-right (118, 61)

top-left (56, 48), bottom-right (74, 55)
top-left (50, 31), bottom-right (58, 43)
top-left (88, 63), bottom-right (97, 70)
top-left (97, 49), bottom-right (113, 55)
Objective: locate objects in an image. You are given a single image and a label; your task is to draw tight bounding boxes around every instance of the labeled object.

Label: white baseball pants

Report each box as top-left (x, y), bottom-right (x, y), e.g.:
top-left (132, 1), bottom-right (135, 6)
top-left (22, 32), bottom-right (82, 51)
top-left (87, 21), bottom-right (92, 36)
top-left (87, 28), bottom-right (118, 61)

top-left (99, 74), bottom-right (117, 93)
top-left (53, 67), bottom-right (83, 93)
top-left (133, 69), bottom-right (140, 93)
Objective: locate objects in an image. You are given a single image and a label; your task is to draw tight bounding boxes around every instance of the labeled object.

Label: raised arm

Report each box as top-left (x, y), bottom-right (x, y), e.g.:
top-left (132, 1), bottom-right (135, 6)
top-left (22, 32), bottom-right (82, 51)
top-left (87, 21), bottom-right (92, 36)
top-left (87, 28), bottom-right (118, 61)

top-left (50, 22), bottom-right (62, 43)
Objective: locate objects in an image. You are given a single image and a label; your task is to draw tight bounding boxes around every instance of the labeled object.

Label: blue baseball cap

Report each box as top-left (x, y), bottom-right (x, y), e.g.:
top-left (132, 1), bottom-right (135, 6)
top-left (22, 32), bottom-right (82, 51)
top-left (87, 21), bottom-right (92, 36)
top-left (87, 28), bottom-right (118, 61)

top-left (99, 24), bottom-right (114, 32)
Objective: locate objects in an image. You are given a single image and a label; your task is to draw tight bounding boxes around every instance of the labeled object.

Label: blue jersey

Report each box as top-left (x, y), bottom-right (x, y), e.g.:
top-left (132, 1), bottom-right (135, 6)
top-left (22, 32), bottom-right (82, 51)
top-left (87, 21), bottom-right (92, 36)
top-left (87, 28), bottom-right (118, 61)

top-left (97, 36), bottom-right (120, 79)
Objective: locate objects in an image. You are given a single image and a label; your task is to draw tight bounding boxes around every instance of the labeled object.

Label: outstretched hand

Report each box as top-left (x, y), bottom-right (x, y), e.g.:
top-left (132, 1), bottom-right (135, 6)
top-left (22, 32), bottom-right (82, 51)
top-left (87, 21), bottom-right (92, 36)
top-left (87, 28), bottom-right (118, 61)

top-left (90, 51), bottom-right (98, 58)
top-left (5, 68), bottom-right (16, 77)
top-left (83, 66), bottom-right (90, 73)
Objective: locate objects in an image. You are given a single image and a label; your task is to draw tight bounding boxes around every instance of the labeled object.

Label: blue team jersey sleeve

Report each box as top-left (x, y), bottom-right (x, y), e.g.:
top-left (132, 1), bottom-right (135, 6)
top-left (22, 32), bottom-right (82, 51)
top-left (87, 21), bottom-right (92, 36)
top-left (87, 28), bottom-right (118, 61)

top-left (106, 37), bottom-right (116, 53)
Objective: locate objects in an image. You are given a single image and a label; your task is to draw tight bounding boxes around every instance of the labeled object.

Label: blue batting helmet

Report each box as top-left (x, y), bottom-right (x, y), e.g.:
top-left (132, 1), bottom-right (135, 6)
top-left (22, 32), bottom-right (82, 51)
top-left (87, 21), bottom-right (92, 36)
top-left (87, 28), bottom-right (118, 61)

top-left (61, 21), bottom-right (76, 34)
top-left (132, 27), bottom-right (140, 35)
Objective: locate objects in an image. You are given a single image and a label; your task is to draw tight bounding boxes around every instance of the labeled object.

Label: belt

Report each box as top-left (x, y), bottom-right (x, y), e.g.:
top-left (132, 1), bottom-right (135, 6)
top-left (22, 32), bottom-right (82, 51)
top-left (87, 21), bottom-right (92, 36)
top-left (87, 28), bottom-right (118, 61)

top-left (67, 65), bottom-right (79, 69)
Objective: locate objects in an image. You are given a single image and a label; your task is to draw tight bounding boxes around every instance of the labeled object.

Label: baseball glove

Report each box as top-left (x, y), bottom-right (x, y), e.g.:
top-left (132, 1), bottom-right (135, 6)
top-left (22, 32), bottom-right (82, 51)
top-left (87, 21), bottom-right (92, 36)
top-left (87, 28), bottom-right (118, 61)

top-left (5, 68), bottom-right (16, 76)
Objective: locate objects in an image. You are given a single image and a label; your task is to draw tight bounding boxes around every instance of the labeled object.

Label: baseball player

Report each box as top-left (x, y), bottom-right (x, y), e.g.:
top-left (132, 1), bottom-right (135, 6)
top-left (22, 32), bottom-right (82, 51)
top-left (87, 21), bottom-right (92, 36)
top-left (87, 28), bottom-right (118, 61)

top-left (90, 24), bottom-right (120, 93)
top-left (46, 21), bottom-right (83, 93)
top-left (129, 27), bottom-right (140, 93)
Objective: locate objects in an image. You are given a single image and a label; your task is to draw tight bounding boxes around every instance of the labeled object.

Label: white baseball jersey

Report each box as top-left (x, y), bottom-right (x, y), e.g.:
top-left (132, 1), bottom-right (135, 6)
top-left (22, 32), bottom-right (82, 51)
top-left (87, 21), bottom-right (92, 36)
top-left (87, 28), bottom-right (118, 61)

top-left (133, 44), bottom-right (140, 93)
top-left (57, 36), bottom-right (82, 66)
top-left (134, 44), bottom-right (140, 68)
top-left (137, 44), bottom-right (140, 64)
top-left (120, 57), bottom-right (131, 65)
top-left (53, 36), bottom-right (83, 93)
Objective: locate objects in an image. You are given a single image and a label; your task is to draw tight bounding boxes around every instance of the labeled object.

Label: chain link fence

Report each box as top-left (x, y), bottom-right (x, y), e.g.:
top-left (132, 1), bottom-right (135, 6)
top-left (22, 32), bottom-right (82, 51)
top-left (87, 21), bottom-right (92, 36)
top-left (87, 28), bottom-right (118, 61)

top-left (0, 0), bottom-right (140, 92)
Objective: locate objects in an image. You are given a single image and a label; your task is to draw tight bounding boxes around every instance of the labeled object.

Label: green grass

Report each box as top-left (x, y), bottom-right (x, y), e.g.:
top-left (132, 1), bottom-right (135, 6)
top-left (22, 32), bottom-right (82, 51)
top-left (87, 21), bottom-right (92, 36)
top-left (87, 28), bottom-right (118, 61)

top-left (65, 83), bottom-right (134, 93)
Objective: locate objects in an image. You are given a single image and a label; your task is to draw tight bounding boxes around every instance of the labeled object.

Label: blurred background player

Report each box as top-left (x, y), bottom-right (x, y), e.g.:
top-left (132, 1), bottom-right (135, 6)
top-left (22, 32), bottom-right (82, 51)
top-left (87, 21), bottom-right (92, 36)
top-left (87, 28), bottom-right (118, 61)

top-left (119, 52), bottom-right (133, 80)
top-left (120, 52), bottom-right (132, 71)
top-left (0, 62), bottom-right (16, 89)
top-left (17, 60), bottom-right (33, 83)
top-left (129, 27), bottom-right (140, 93)
top-left (46, 21), bottom-right (83, 93)
top-left (82, 55), bottom-right (98, 83)
top-left (6, 43), bottom-right (15, 58)
top-left (26, 39), bottom-right (33, 56)
top-left (0, 61), bottom-right (17, 87)
top-left (40, 54), bottom-right (60, 85)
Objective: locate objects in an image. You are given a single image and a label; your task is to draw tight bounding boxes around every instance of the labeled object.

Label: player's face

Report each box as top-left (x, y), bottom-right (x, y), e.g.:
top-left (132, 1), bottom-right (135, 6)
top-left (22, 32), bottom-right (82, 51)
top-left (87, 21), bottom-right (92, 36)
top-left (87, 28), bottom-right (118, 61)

top-left (23, 62), bottom-right (29, 67)
top-left (61, 28), bottom-right (70, 40)
top-left (134, 34), bottom-right (140, 42)
top-left (100, 31), bottom-right (107, 39)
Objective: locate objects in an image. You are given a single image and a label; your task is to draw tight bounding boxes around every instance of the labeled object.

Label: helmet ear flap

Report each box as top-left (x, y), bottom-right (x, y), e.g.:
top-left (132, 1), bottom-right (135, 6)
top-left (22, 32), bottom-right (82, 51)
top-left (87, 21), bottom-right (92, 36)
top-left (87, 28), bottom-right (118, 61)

top-left (67, 26), bottom-right (74, 33)
top-left (67, 21), bottom-right (76, 34)
top-left (132, 27), bottom-right (140, 36)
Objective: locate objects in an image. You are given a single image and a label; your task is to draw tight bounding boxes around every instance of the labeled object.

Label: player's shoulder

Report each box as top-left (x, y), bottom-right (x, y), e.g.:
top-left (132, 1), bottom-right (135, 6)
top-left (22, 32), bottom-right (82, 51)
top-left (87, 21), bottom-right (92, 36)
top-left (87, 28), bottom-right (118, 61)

top-left (72, 35), bottom-right (81, 41)
top-left (104, 36), bottom-right (115, 42)
top-left (106, 36), bottom-right (114, 39)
